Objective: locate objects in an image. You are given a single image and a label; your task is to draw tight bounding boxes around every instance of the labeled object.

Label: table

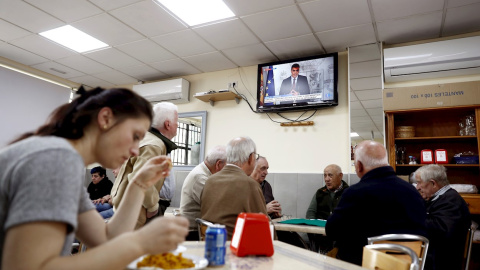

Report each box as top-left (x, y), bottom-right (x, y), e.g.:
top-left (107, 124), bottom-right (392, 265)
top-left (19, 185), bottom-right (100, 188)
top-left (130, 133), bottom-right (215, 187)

top-left (170, 241), bottom-right (365, 270)
top-left (272, 219), bottom-right (326, 235)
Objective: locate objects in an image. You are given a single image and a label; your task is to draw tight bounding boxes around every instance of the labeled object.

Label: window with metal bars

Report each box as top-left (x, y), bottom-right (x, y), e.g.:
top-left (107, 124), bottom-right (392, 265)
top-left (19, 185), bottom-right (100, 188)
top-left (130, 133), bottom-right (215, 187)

top-left (170, 121), bottom-right (201, 165)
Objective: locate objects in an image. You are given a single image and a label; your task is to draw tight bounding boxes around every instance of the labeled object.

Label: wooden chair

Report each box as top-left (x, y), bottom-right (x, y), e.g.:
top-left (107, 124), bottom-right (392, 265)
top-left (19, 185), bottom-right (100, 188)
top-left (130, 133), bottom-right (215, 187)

top-left (367, 234), bottom-right (429, 270)
top-left (195, 218), bottom-right (213, 241)
top-left (464, 221), bottom-right (478, 270)
top-left (363, 244), bottom-right (420, 270)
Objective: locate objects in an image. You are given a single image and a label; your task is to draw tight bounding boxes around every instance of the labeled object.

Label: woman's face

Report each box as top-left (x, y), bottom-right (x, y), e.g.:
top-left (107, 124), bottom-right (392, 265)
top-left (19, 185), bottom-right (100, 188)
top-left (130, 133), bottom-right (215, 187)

top-left (96, 116), bottom-right (151, 169)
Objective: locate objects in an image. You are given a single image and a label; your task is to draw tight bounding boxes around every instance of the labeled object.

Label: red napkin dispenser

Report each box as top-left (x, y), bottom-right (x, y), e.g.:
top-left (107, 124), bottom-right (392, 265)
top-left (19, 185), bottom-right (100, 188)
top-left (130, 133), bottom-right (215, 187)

top-left (421, 149), bottom-right (434, 164)
top-left (230, 212), bottom-right (274, 257)
top-left (435, 149), bottom-right (448, 164)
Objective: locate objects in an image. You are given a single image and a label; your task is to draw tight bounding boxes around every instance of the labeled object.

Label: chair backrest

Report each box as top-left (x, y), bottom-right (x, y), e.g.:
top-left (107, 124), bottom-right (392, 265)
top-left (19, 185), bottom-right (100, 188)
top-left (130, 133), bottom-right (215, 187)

top-left (368, 234), bottom-right (428, 270)
top-left (464, 221), bottom-right (478, 270)
top-left (195, 218), bottom-right (214, 241)
top-left (363, 244), bottom-right (420, 270)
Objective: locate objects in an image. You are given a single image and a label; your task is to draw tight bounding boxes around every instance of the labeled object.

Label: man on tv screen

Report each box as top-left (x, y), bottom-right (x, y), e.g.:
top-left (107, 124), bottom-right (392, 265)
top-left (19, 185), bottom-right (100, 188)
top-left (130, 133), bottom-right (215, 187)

top-left (279, 63), bottom-right (311, 96)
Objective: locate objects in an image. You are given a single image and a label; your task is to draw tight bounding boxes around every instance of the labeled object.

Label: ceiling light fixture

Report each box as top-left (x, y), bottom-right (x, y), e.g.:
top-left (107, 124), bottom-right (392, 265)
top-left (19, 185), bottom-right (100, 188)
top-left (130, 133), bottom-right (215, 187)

top-left (155, 0), bottom-right (235, 26)
top-left (350, 132), bottom-right (359, 137)
top-left (40, 25), bottom-right (109, 53)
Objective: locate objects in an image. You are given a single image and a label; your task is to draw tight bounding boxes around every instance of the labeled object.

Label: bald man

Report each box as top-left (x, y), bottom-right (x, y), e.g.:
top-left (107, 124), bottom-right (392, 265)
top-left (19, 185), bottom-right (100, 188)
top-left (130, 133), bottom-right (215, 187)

top-left (326, 140), bottom-right (427, 266)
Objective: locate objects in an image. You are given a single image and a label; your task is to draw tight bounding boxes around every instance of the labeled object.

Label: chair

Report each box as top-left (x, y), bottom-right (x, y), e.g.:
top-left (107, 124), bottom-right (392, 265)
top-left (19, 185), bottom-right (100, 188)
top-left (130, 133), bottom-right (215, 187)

top-left (464, 221), bottom-right (478, 270)
top-left (195, 218), bottom-right (214, 241)
top-left (368, 234), bottom-right (429, 270)
top-left (363, 244), bottom-right (420, 270)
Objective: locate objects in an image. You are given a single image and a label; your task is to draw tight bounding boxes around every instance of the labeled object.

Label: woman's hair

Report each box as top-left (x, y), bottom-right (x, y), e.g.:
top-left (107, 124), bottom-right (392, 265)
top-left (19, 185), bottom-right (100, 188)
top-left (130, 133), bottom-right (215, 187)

top-left (11, 87), bottom-right (153, 143)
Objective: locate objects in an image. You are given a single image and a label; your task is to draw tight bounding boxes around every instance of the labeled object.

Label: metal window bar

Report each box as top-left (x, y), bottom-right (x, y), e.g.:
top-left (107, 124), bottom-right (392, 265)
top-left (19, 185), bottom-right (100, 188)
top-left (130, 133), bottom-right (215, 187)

top-left (171, 122), bottom-right (202, 165)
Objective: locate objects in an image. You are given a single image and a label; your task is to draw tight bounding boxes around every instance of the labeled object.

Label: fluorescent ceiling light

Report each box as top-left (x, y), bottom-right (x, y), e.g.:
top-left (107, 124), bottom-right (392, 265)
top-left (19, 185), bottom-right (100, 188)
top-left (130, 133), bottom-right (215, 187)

top-left (40, 25), bottom-right (108, 53)
top-left (156, 0), bottom-right (235, 26)
top-left (350, 132), bottom-right (359, 137)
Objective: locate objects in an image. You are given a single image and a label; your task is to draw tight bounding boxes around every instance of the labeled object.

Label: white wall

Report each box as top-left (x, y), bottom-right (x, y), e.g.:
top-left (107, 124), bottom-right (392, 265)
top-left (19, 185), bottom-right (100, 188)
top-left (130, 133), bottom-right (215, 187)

top-left (0, 66), bottom-right (71, 147)
top-left (173, 52), bottom-right (350, 173)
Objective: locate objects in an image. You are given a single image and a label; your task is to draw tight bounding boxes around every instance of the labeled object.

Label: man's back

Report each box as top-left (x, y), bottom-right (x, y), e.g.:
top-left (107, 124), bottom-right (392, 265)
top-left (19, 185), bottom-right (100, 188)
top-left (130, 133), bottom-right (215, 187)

top-left (200, 165), bottom-right (267, 239)
top-left (326, 166), bottom-right (427, 265)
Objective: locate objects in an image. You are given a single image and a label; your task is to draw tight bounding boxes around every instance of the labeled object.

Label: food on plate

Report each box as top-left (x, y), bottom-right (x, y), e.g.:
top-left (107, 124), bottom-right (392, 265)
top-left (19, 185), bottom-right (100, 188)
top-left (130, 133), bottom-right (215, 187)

top-left (137, 252), bottom-right (194, 269)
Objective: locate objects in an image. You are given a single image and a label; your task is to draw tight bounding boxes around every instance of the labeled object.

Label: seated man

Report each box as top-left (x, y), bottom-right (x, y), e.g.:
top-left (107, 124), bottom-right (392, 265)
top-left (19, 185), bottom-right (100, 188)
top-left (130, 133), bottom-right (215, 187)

top-left (201, 137), bottom-right (267, 239)
top-left (326, 140), bottom-right (427, 265)
top-left (93, 166), bottom-right (121, 219)
top-left (306, 164), bottom-right (348, 253)
top-left (180, 145), bottom-right (226, 237)
top-left (87, 166), bottom-right (113, 200)
top-left (415, 164), bottom-right (471, 270)
top-left (250, 156), bottom-right (282, 218)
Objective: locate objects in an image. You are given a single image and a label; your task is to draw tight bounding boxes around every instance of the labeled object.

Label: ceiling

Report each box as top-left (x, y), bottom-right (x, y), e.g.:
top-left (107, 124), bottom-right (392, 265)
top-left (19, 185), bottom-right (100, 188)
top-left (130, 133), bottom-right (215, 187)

top-left (1, 0), bottom-right (480, 141)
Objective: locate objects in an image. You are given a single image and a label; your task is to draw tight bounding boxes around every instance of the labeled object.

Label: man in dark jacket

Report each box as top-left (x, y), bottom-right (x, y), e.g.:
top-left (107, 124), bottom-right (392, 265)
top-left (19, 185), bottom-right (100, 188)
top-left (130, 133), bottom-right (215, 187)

top-left (326, 140), bottom-right (427, 265)
top-left (87, 166), bottom-right (113, 200)
top-left (415, 164), bottom-right (471, 270)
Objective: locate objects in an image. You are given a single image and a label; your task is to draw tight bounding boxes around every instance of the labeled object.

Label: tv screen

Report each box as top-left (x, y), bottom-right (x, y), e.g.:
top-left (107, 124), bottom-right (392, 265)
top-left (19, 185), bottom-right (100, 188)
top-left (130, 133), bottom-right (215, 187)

top-left (256, 52), bottom-right (338, 113)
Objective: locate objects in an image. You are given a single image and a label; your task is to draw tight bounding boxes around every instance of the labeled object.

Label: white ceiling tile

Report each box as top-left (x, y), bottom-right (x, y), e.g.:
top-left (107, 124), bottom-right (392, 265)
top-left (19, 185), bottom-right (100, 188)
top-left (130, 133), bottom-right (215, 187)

top-left (183, 51), bottom-right (237, 73)
top-left (56, 55), bottom-right (111, 74)
top-left (371, 0), bottom-right (444, 21)
top-left (72, 13), bottom-right (144, 46)
top-left (316, 24), bottom-right (376, 53)
top-left (350, 109), bottom-right (368, 117)
top-left (351, 115), bottom-right (373, 123)
top-left (241, 6), bottom-right (311, 42)
top-left (350, 60), bottom-right (382, 79)
top-left (370, 114), bottom-right (385, 122)
top-left (366, 108), bottom-right (384, 116)
top-left (222, 43), bottom-right (276, 67)
top-left (0, 20), bottom-right (32, 42)
top-left (193, 19), bottom-right (259, 50)
top-left (89, 0), bottom-right (144, 11)
top-left (355, 89), bottom-right (382, 101)
top-left (350, 100), bottom-right (363, 110)
top-left (443, 3), bottom-right (480, 36)
top-left (350, 77), bottom-right (382, 91)
top-left (31, 61), bottom-right (84, 79)
top-left (151, 30), bottom-right (215, 57)
top-left (110, 0), bottom-right (186, 37)
top-left (377, 12), bottom-right (442, 45)
top-left (116, 39), bottom-right (176, 63)
top-left (10, 35), bottom-right (77, 60)
top-left (69, 75), bottom-right (114, 88)
top-left (300, 0), bottom-right (372, 32)
top-left (447, 0), bottom-right (480, 7)
top-left (118, 64), bottom-right (169, 82)
top-left (264, 34), bottom-right (323, 60)
top-left (0, 41), bottom-right (48, 65)
top-left (349, 44), bottom-right (381, 63)
top-left (361, 99), bottom-right (383, 109)
top-left (223, 0), bottom-right (294, 16)
top-left (93, 70), bottom-right (137, 85)
top-left (25, 0), bottom-right (103, 23)
top-left (350, 91), bottom-right (358, 101)
top-left (0, 0), bottom-right (63, 33)
top-left (84, 48), bottom-right (142, 69)
top-left (149, 58), bottom-right (201, 77)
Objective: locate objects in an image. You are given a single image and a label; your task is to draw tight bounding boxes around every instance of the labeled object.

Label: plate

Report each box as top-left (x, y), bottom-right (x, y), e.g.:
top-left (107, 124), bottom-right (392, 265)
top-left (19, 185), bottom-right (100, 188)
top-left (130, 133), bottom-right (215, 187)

top-left (174, 245), bottom-right (187, 254)
top-left (127, 253), bottom-right (208, 270)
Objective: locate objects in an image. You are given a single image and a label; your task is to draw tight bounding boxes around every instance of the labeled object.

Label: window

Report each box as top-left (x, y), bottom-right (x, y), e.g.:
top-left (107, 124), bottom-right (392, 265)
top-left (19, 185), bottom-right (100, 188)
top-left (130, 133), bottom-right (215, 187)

top-left (170, 111), bottom-right (207, 167)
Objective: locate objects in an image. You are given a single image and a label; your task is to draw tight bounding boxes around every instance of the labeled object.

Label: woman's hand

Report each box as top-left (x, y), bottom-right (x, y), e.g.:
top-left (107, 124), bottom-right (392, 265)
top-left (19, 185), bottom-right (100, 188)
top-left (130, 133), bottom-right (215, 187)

top-left (137, 216), bottom-right (189, 255)
top-left (132, 156), bottom-right (172, 190)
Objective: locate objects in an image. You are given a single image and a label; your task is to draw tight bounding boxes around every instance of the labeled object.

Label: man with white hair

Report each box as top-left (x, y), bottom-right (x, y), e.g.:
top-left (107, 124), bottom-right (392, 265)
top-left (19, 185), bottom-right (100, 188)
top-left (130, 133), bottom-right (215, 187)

top-left (201, 137), bottom-right (268, 239)
top-left (415, 164), bottom-right (470, 270)
top-left (111, 102), bottom-right (178, 229)
top-left (180, 145), bottom-right (227, 234)
top-left (326, 140), bottom-right (427, 266)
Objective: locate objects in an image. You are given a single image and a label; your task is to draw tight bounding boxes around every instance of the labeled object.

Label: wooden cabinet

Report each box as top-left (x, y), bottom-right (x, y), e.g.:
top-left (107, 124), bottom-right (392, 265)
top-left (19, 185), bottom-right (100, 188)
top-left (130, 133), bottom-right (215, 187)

top-left (385, 105), bottom-right (480, 214)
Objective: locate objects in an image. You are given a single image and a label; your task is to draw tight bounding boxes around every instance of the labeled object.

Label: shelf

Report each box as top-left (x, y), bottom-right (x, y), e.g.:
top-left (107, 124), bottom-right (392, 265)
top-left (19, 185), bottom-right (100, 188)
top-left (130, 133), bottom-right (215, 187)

top-left (395, 136), bottom-right (477, 140)
top-left (194, 91), bottom-right (241, 106)
top-left (396, 164), bottom-right (479, 168)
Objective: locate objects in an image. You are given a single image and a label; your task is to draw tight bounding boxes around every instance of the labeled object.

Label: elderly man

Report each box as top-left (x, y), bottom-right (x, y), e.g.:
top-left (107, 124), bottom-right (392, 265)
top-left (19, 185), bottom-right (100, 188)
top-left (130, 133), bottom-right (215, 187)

top-left (180, 145), bottom-right (227, 233)
top-left (201, 137), bottom-right (268, 239)
top-left (415, 164), bottom-right (471, 270)
top-left (111, 102), bottom-right (178, 229)
top-left (250, 156), bottom-right (282, 218)
top-left (326, 140), bottom-right (426, 265)
top-left (306, 164), bottom-right (348, 253)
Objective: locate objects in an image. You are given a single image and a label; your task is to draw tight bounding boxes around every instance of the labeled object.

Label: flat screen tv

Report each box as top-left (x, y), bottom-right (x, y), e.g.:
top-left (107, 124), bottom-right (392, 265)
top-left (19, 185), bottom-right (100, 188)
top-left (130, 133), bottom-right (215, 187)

top-left (256, 52), bottom-right (338, 113)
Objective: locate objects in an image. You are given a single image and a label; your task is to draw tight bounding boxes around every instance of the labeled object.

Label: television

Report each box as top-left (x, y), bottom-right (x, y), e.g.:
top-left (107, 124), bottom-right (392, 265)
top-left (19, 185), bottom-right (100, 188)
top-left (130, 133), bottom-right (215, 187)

top-left (256, 52), bottom-right (338, 113)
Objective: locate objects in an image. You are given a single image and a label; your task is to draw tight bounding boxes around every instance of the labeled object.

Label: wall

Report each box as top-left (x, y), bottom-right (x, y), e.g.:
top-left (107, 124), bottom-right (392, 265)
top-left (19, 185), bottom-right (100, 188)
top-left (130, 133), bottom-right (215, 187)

top-left (173, 52), bottom-right (350, 174)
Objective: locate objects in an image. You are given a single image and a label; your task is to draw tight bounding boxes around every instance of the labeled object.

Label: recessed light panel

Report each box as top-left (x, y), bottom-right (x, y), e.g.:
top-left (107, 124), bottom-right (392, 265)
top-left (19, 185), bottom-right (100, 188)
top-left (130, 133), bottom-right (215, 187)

top-left (156, 0), bottom-right (235, 26)
top-left (40, 25), bottom-right (109, 53)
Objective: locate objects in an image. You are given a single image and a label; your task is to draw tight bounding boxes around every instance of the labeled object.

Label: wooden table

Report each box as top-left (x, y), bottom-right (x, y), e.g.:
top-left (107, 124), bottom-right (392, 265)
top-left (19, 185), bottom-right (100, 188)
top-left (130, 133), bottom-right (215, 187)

top-left (161, 240), bottom-right (366, 270)
top-left (272, 219), bottom-right (326, 235)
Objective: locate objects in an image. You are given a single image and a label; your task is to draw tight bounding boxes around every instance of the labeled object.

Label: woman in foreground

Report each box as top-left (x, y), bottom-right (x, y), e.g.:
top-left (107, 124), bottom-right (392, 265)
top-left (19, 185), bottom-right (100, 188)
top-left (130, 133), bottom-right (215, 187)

top-left (0, 87), bottom-right (188, 270)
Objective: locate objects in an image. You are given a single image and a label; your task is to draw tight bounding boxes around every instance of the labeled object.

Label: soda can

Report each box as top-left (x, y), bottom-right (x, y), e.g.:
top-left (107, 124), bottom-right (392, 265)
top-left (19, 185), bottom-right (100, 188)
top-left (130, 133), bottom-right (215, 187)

top-left (204, 224), bottom-right (227, 266)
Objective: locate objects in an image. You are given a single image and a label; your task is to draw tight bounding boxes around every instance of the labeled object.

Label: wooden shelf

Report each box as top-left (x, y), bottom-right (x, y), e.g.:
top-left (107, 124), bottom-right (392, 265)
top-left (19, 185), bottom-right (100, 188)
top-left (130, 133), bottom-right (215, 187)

top-left (194, 91), bottom-right (241, 106)
top-left (395, 136), bottom-right (477, 140)
top-left (396, 164), bottom-right (479, 168)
